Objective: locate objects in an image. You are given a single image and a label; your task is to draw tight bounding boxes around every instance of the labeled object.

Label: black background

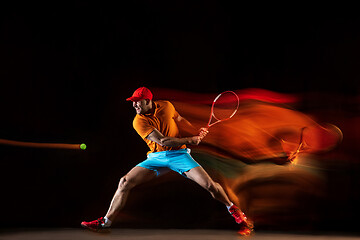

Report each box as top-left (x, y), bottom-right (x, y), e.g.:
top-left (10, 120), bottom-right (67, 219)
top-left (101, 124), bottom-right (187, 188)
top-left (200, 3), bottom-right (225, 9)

top-left (0, 1), bottom-right (359, 232)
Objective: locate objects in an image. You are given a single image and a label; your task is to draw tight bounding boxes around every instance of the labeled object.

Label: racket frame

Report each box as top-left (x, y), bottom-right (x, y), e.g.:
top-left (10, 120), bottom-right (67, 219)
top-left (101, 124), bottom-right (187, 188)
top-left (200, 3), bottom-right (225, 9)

top-left (207, 90), bottom-right (239, 128)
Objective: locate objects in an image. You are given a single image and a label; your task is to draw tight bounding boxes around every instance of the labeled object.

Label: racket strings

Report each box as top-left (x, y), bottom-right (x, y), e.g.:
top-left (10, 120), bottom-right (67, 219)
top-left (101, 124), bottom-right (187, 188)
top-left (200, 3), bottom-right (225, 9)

top-left (212, 92), bottom-right (239, 121)
top-left (208, 91), bottom-right (239, 127)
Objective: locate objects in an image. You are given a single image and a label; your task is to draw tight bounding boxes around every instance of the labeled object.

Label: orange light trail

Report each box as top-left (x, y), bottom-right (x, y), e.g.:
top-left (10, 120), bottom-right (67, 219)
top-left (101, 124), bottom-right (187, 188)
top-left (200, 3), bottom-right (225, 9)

top-left (0, 138), bottom-right (86, 150)
top-left (152, 88), bottom-right (342, 163)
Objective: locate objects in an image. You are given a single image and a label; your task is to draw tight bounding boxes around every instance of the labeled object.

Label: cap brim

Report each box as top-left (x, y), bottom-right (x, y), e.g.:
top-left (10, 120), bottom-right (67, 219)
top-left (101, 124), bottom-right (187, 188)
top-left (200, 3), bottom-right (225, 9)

top-left (126, 96), bottom-right (143, 101)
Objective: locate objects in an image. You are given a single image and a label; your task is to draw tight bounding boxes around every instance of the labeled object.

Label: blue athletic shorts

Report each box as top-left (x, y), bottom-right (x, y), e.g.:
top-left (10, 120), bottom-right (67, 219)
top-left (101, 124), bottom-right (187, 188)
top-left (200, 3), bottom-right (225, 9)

top-left (136, 148), bottom-right (200, 176)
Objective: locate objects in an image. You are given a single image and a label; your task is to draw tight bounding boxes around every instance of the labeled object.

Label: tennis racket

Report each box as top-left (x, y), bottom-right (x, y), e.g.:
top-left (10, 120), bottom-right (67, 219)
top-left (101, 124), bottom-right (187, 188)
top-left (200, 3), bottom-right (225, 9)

top-left (197, 91), bottom-right (239, 141)
top-left (206, 90), bottom-right (240, 129)
top-left (286, 127), bottom-right (307, 163)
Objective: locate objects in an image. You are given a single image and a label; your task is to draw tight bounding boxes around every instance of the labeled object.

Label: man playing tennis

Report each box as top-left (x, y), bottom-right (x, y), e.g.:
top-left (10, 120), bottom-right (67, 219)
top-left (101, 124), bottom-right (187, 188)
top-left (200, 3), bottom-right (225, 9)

top-left (81, 87), bottom-right (253, 234)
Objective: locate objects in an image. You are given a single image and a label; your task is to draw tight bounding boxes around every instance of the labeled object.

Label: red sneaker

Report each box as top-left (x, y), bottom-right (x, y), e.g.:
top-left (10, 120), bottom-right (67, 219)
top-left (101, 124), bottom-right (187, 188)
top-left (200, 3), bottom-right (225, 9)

top-left (228, 205), bottom-right (254, 236)
top-left (81, 217), bottom-right (110, 232)
top-left (238, 226), bottom-right (252, 236)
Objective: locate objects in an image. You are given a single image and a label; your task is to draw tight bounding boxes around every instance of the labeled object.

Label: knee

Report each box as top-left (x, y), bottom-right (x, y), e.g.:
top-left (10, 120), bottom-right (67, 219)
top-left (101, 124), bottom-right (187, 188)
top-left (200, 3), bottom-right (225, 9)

top-left (205, 181), bottom-right (219, 194)
top-left (118, 175), bottom-right (135, 191)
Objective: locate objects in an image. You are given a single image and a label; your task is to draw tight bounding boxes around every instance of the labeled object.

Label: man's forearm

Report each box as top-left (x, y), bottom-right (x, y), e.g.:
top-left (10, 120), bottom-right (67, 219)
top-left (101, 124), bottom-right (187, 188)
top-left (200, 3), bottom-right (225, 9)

top-left (160, 136), bottom-right (196, 147)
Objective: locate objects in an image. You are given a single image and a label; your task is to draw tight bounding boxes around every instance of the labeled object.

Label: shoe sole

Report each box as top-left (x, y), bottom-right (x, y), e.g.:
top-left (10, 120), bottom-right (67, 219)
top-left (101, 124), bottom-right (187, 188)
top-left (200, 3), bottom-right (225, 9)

top-left (238, 227), bottom-right (253, 236)
top-left (81, 223), bottom-right (111, 234)
top-left (237, 219), bottom-right (254, 236)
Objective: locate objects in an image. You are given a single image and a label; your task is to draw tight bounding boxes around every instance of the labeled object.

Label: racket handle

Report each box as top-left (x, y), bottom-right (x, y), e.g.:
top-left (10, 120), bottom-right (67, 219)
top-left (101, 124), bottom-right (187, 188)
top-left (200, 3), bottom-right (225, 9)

top-left (199, 127), bottom-right (209, 140)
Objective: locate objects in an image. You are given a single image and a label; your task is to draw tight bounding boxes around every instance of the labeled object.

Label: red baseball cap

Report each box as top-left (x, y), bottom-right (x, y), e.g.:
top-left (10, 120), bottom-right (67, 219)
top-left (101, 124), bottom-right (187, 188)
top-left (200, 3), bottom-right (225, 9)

top-left (126, 87), bottom-right (153, 101)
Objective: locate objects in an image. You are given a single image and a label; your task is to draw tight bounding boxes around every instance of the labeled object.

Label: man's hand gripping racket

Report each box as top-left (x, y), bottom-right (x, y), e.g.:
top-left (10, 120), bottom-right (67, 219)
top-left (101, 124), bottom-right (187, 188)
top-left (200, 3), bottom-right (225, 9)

top-left (197, 91), bottom-right (240, 142)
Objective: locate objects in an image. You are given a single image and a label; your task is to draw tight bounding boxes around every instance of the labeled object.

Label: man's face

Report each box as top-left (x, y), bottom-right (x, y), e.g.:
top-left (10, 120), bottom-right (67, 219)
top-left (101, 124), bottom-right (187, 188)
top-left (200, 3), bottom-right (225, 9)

top-left (133, 99), bottom-right (151, 114)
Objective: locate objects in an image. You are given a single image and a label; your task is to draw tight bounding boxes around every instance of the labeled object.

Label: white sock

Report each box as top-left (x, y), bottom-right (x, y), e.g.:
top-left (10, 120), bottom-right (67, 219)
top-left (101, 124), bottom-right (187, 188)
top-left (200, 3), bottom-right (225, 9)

top-left (227, 202), bottom-right (234, 211)
top-left (102, 216), bottom-right (112, 227)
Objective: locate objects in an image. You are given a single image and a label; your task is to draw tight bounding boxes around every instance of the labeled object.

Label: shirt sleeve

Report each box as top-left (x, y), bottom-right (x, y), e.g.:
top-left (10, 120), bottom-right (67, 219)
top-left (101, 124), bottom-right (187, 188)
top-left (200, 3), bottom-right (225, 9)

top-left (173, 109), bottom-right (180, 120)
top-left (167, 101), bottom-right (180, 120)
top-left (133, 116), bottom-right (155, 139)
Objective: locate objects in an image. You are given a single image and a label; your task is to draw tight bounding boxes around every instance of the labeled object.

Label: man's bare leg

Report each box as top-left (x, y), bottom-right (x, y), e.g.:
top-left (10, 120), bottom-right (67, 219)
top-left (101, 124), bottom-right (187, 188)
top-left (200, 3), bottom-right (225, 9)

top-left (105, 166), bottom-right (157, 222)
top-left (184, 166), bottom-right (232, 206)
top-left (184, 166), bottom-right (253, 234)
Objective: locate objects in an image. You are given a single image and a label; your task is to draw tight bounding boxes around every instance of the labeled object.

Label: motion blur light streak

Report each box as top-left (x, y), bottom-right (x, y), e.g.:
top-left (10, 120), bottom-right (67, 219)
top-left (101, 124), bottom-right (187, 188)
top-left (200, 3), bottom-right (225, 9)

top-left (151, 88), bottom-right (343, 229)
top-left (170, 99), bottom-right (342, 163)
top-left (0, 138), bottom-right (87, 150)
top-left (152, 87), bottom-right (343, 163)
top-left (153, 88), bottom-right (299, 105)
